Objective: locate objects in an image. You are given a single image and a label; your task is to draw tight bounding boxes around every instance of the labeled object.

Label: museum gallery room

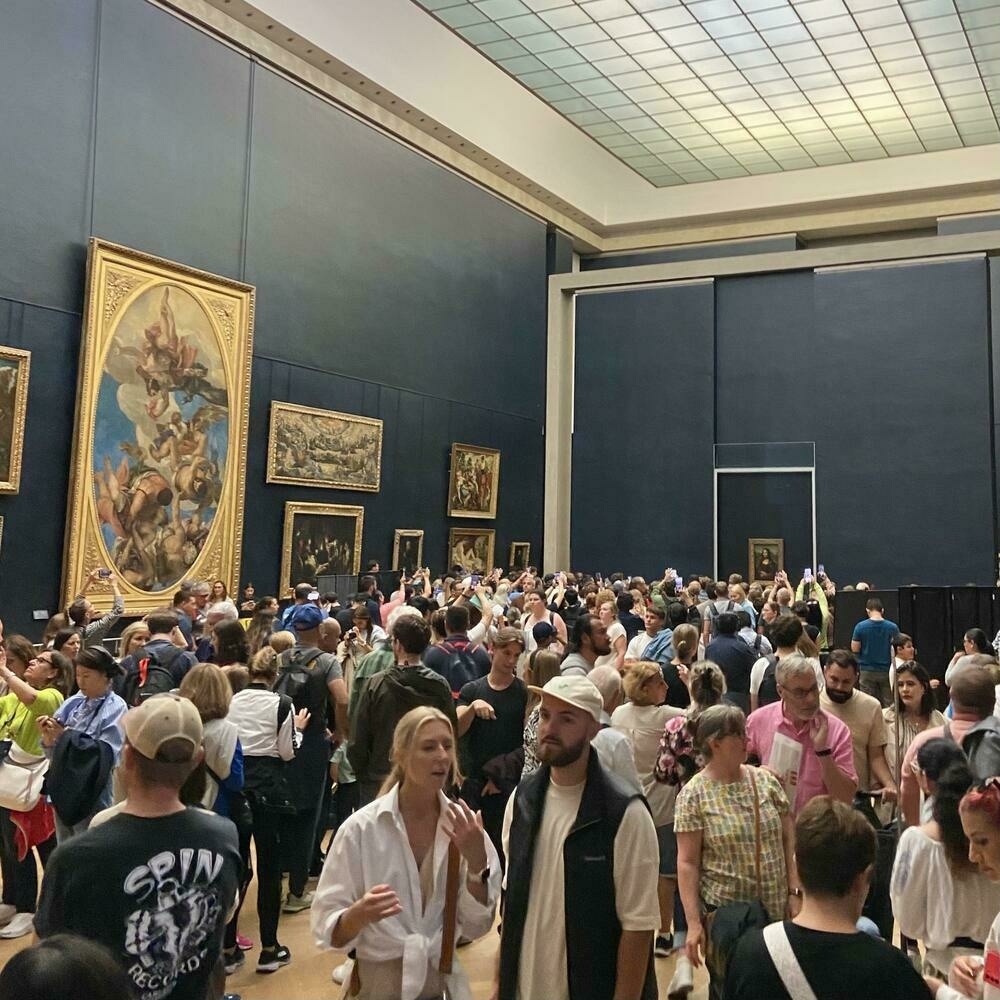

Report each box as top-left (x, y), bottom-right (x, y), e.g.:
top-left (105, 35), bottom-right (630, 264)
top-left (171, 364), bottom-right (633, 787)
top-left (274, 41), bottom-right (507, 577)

top-left (2, 0), bottom-right (1000, 998)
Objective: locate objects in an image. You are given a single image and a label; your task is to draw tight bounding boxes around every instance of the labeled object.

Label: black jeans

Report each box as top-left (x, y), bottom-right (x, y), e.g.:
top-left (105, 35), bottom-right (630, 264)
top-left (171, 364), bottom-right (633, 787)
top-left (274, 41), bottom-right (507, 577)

top-left (246, 801), bottom-right (288, 949)
top-left (0, 808), bottom-right (55, 913)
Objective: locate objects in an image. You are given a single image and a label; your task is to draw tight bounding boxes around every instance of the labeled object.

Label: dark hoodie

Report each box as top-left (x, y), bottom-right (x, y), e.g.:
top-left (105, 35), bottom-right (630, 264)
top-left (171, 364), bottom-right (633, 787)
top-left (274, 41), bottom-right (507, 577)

top-left (348, 663), bottom-right (458, 786)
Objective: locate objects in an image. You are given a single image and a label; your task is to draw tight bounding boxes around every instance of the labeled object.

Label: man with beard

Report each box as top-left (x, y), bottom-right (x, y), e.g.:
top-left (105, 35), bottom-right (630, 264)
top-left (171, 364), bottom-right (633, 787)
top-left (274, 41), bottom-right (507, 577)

top-left (747, 654), bottom-right (857, 817)
top-left (820, 650), bottom-right (896, 801)
top-left (559, 613), bottom-right (611, 677)
top-left (498, 676), bottom-right (659, 1000)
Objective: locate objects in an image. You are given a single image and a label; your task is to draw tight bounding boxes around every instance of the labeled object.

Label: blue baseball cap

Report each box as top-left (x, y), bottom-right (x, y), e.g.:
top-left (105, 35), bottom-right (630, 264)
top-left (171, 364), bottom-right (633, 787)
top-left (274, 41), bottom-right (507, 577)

top-left (289, 603), bottom-right (325, 630)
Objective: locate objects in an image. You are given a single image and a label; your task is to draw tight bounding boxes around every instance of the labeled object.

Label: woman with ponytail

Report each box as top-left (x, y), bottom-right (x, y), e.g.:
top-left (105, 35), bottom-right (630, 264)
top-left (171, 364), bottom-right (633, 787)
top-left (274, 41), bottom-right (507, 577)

top-left (891, 739), bottom-right (1000, 979)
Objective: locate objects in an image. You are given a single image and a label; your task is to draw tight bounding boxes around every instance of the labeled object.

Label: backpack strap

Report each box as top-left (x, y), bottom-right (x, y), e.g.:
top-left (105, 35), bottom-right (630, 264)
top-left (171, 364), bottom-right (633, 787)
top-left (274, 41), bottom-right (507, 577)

top-left (276, 693), bottom-right (293, 730)
top-left (762, 923), bottom-right (818, 1000)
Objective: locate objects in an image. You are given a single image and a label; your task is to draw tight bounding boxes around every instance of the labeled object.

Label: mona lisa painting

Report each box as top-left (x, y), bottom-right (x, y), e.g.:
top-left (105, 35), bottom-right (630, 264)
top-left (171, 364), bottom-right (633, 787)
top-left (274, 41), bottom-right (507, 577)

top-left (749, 538), bottom-right (783, 587)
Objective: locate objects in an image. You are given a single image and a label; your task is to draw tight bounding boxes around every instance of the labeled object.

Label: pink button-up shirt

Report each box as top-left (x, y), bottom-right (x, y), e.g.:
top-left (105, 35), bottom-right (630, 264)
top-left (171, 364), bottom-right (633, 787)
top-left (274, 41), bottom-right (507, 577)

top-left (746, 701), bottom-right (857, 815)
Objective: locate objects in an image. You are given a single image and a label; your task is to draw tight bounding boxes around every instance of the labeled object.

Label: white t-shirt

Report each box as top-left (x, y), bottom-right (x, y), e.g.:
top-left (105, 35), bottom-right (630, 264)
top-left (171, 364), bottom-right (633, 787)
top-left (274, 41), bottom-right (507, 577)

top-left (749, 654), bottom-right (824, 696)
top-left (624, 631), bottom-right (654, 662)
top-left (610, 702), bottom-right (685, 825)
top-left (502, 773), bottom-right (660, 1000)
top-left (591, 726), bottom-right (642, 795)
top-left (594, 621), bottom-right (626, 670)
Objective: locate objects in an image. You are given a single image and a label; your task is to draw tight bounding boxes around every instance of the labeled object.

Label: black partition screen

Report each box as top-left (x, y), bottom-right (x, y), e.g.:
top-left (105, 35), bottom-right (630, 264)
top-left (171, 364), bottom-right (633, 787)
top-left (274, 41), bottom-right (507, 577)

top-left (716, 472), bottom-right (812, 582)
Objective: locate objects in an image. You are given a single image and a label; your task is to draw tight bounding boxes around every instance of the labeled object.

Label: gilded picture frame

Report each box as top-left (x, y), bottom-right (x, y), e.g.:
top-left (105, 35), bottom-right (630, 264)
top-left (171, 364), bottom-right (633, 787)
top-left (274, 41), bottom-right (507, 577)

top-left (0, 345), bottom-right (31, 494)
top-left (509, 541), bottom-right (530, 573)
top-left (449, 527), bottom-right (495, 575)
top-left (267, 401), bottom-right (382, 492)
top-left (281, 501), bottom-right (364, 594)
top-left (447, 443), bottom-right (500, 519)
top-left (392, 529), bottom-right (424, 575)
top-left (63, 239), bottom-right (254, 615)
top-left (0, 516), bottom-right (4, 557)
top-left (749, 537), bottom-right (784, 587)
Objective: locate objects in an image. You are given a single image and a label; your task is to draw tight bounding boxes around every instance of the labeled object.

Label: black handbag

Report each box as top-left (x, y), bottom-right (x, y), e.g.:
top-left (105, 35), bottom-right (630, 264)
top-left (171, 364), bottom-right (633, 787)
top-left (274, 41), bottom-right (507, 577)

top-left (704, 768), bottom-right (771, 990)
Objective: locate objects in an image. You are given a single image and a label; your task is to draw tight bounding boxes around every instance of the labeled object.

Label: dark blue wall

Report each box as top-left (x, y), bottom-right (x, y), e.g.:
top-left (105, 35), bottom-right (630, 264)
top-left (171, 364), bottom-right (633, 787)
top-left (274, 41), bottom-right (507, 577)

top-left (0, 0), bottom-right (546, 634)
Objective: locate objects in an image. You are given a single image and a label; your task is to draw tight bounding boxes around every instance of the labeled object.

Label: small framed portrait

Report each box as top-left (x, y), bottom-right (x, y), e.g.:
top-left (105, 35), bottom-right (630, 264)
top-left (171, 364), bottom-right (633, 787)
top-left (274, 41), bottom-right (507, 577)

top-left (392, 529), bottom-right (424, 575)
top-left (267, 401), bottom-right (382, 492)
top-left (447, 443), bottom-right (500, 519)
top-left (281, 502), bottom-right (364, 592)
top-left (448, 527), bottom-right (495, 575)
top-left (0, 345), bottom-right (31, 494)
top-left (748, 538), bottom-right (784, 586)
top-left (509, 541), bottom-right (530, 573)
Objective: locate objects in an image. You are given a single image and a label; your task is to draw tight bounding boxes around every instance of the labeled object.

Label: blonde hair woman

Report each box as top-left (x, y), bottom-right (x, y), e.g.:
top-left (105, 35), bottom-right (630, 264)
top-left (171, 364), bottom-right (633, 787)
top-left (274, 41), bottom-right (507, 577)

top-left (118, 621), bottom-right (151, 658)
top-left (312, 706), bottom-right (500, 1000)
top-left (613, 662), bottom-right (686, 961)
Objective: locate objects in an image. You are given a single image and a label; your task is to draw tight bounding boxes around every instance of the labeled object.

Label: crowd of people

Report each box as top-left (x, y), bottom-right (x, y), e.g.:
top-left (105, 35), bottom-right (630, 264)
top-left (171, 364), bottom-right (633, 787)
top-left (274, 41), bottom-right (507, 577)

top-left (1, 563), bottom-right (1000, 1000)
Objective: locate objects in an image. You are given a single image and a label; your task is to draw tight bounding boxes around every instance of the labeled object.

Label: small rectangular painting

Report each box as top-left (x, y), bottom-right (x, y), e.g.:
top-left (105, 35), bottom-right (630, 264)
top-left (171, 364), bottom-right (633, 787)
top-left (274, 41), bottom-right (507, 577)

top-left (267, 401), bottom-right (382, 492)
top-left (281, 501), bottom-right (364, 593)
top-left (509, 541), bottom-right (530, 573)
top-left (449, 527), bottom-right (495, 575)
top-left (447, 443), bottom-right (500, 519)
top-left (749, 538), bottom-right (783, 586)
top-left (0, 346), bottom-right (31, 494)
top-left (392, 529), bottom-right (424, 575)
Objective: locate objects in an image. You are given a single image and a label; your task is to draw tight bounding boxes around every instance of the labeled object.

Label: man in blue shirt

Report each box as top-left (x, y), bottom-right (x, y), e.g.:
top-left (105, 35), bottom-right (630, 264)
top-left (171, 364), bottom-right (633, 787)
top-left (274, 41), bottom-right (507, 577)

top-left (850, 598), bottom-right (899, 708)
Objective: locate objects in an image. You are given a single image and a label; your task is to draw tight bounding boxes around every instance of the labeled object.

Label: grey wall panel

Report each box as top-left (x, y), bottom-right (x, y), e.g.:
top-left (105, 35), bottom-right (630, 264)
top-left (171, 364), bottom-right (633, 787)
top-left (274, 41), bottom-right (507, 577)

top-left (814, 259), bottom-right (993, 587)
top-left (0, 0), bottom-right (98, 311)
top-left (572, 284), bottom-right (715, 577)
top-left (580, 235), bottom-right (799, 271)
top-left (91, 0), bottom-right (252, 280)
top-left (245, 69), bottom-right (547, 421)
top-left (0, 300), bottom-right (81, 627)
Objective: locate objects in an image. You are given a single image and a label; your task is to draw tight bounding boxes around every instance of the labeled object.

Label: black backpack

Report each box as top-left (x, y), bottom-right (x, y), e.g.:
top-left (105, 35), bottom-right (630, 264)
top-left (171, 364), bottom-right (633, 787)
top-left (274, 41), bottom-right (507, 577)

top-left (275, 647), bottom-right (325, 712)
top-left (708, 599), bottom-right (736, 638)
top-left (439, 641), bottom-right (484, 697)
top-left (947, 718), bottom-right (1000, 781)
top-left (758, 654), bottom-right (780, 708)
top-left (121, 647), bottom-right (180, 707)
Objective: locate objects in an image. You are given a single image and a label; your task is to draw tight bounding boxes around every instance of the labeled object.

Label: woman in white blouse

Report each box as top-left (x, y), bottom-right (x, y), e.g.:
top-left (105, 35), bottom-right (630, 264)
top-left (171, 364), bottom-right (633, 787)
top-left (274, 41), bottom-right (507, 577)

top-left (594, 597), bottom-right (626, 673)
top-left (312, 705), bottom-right (500, 1000)
top-left (892, 739), bottom-right (1000, 981)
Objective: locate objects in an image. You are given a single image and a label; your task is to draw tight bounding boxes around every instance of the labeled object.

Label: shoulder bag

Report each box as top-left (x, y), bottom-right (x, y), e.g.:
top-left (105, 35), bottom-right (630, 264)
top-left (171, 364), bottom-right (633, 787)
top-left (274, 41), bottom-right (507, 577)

top-left (703, 767), bottom-right (771, 987)
top-left (762, 922), bottom-right (818, 1000)
top-left (0, 703), bottom-right (48, 811)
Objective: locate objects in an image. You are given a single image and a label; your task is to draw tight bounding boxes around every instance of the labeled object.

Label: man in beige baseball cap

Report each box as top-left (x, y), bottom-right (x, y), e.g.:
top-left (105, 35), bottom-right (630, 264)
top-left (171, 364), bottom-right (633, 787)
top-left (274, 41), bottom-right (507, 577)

top-left (123, 691), bottom-right (204, 765)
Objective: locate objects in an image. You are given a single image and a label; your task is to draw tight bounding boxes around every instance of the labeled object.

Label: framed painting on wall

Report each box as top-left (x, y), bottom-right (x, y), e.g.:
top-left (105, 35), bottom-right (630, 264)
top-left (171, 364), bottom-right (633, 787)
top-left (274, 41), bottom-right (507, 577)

top-left (748, 538), bottom-right (783, 586)
top-left (267, 401), bottom-right (382, 492)
top-left (392, 529), bottom-right (424, 575)
top-left (509, 541), bottom-right (530, 573)
top-left (447, 443), bottom-right (500, 519)
top-left (281, 501), bottom-right (364, 593)
top-left (0, 345), bottom-right (30, 494)
top-left (63, 240), bottom-right (254, 615)
top-left (449, 527), bottom-right (495, 575)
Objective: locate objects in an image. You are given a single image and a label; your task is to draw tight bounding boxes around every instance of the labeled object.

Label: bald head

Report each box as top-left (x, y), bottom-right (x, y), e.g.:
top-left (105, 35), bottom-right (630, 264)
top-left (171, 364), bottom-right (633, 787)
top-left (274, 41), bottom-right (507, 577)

top-left (588, 664), bottom-right (623, 714)
top-left (318, 617), bottom-right (342, 654)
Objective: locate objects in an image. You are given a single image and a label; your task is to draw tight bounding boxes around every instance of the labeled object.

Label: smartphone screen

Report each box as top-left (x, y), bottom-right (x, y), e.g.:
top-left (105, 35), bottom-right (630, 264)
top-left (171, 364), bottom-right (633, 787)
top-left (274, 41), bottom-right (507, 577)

top-left (675, 576), bottom-right (684, 591)
top-left (817, 564), bottom-right (825, 576)
top-left (804, 568), bottom-right (812, 582)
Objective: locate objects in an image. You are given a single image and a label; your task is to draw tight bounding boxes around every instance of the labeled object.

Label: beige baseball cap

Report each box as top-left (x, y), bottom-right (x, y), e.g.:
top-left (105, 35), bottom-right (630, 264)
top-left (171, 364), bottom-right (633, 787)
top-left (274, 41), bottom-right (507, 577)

top-left (527, 675), bottom-right (603, 723)
top-left (123, 693), bottom-right (203, 761)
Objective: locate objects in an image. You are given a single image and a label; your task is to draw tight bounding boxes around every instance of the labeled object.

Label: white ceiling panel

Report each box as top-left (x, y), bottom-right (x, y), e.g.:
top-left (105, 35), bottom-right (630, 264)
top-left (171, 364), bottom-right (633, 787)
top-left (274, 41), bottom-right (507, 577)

top-left (414, 0), bottom-right (1000, 183)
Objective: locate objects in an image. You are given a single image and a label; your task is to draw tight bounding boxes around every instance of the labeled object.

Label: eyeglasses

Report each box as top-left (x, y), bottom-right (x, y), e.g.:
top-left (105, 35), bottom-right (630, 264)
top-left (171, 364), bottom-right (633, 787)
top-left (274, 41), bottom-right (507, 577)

top-left (780, 683), bottom-right (818, 700)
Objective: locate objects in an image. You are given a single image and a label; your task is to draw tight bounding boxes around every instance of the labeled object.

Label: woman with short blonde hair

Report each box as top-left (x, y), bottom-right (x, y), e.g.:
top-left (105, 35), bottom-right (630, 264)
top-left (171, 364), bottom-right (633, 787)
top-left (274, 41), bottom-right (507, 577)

top-left (118, 621), bottom-right (151, 659)
top-left (313, 706), bottom-right (499, 999)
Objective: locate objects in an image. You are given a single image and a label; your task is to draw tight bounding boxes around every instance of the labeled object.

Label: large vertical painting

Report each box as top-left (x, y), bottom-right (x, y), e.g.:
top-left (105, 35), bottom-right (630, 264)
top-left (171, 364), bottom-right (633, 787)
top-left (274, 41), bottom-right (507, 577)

top-left (281, 502), bottom-right (364, 594)
top-left (749, 538), bottom-right (784, 586)
top-left (0, 346), bottom-right (30, 494)
top-left (267, 402), bottom-right (382, 491)
top-left (447, 443), bottom-right (500, 519)
top-left (63, 240), bottom-right (254, 615)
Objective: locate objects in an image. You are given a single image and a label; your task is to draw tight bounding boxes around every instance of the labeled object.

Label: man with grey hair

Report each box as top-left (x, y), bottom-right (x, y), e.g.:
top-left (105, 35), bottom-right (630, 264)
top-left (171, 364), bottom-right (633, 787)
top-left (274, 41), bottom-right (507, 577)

top-left (747, 653), bottom-right (856, 816)
top-left (195, 600), bottom-right (239, 662)
top-left (189, 580), bottom-right (212, 640)
top-left (589, 665), bottom-right (641, 794)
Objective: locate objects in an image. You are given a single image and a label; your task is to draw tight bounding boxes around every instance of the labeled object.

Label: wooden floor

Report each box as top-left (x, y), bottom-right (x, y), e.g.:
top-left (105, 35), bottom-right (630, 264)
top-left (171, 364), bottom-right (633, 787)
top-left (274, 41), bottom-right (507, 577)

top-left (0, 864), bottom-right (710, 999)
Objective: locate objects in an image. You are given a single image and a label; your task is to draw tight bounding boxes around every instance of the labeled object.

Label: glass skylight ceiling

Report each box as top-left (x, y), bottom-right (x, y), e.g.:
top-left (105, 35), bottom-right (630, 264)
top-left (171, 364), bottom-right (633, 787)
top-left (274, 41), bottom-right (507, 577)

top-left (413, 0), bottom-right (1000, 186)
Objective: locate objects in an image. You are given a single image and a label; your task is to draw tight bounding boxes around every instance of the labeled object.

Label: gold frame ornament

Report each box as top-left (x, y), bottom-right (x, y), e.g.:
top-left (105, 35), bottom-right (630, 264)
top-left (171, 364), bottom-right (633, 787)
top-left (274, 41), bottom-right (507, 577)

top-left (281, 501), bottom-right (364, 594)
top-left (63, 239), bottom-right (254, 615)
top-left (748, 537), bottom-right (784, 587)
top-left (509, 541), bottom-right (530, 573)
top-left (392, 529), bottom-right (424, 574)
top-left (0, 345), bottom-right (31, 494)
top-left (447, 443), bottom-right (500, 519)
top-left (267, 401), bottom-right (383, 492)
top-left (448, 527), bottom-right (495, 575)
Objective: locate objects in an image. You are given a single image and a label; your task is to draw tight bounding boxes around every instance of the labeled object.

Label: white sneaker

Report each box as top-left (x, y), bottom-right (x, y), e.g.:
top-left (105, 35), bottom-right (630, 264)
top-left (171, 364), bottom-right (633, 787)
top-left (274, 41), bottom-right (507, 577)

top-left (667, 955), bottom-right (694, 998)
top-left (0, 913), bottom-right (35, 939)
top-left (0, 904), bottom-right (15, 927)
top-left (332, 961), bottom-right (351, 985)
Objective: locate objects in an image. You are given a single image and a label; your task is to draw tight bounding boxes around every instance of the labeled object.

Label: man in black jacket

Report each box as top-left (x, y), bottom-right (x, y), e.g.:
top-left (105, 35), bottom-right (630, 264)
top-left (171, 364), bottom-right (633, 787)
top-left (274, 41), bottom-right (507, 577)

top-left (498, 675), bottom-right (659, 1000)
top-left (348, 616), bottom-right (458, 805)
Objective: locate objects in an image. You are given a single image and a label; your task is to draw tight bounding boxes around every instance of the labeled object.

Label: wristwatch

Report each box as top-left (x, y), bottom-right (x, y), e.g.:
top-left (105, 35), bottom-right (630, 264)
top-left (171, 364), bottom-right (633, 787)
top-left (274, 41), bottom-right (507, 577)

top-left (815, 747), bottom-right (833, 757)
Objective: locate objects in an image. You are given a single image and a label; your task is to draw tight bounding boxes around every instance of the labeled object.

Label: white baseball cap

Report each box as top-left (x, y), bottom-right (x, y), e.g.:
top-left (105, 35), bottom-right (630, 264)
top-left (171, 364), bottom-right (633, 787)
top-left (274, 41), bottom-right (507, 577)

top-left (527, 675), bottom-right (603, 723)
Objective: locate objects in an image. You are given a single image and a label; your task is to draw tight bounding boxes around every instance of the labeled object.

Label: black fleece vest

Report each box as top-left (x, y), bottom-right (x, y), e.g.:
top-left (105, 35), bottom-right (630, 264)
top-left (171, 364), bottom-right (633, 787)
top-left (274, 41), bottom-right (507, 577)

top-left (498, 750), bottom-right (656, 1000)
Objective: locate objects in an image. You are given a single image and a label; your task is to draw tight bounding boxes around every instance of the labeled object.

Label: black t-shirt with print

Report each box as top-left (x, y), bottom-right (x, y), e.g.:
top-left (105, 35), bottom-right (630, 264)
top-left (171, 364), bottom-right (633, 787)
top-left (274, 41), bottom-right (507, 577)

top-left (36, 808), bottom-right (241, 1000)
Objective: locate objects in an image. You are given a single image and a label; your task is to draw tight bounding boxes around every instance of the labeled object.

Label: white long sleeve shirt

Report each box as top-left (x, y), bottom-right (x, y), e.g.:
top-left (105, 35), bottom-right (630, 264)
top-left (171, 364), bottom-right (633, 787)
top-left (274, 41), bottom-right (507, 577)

top-left (227, 687), bottom-right (298, 760)
top-left (311, 784), bottom-right (500, 1000)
